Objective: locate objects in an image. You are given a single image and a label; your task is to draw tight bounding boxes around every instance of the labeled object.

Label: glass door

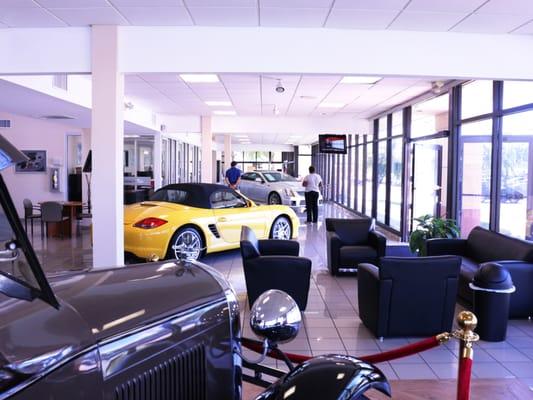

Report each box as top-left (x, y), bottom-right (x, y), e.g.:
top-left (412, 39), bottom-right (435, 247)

top-left (410, 143), bottom-right (443, 231)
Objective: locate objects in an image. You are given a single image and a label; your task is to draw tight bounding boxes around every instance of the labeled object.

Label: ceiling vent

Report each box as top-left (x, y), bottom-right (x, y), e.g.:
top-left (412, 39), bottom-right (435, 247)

top-left (0, 120), bottom-right (12, 128)
top-left (39, 115), bottom-right (75, 120)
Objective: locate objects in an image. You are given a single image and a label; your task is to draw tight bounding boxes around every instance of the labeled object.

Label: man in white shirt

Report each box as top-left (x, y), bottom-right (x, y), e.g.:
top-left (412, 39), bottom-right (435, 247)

top-left (302, 166), bottom-right (322, 223)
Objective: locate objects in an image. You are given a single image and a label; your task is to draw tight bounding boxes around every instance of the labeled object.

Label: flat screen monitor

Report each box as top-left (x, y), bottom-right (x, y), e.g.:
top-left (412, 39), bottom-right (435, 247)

top-left (82, 150), bottom-right (92, 173)
top-left (319, 134), bottom-right (347, 154)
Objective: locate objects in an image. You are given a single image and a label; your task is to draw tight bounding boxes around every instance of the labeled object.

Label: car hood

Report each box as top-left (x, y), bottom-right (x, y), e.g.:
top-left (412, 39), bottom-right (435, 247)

top-left (0, 261), bottom-right (224, 381)
top-left (267, 181), bottom-right (304, 192)
top-left (124, 201), bottom-right (192, 224)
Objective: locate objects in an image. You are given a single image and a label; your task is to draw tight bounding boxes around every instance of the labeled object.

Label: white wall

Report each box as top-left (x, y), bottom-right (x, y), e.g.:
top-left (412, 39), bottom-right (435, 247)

top-left (0, 111), bottom-right (81, 216)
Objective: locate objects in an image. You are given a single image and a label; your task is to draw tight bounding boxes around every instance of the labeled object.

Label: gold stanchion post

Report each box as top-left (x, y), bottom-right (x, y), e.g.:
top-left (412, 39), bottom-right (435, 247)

top-left (454, 311), bottom-right (479, 400)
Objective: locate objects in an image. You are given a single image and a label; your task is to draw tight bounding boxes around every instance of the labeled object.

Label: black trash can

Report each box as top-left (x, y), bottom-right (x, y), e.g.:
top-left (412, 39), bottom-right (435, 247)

top-left (469, 263), bottom-right (515, 342)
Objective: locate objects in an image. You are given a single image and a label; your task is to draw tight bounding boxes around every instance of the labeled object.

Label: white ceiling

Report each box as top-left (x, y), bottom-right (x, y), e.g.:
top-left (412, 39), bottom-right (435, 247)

top-left (126, 73), bottom-right (433, 118)
top-left (0, 0), bottom-right (532, 34)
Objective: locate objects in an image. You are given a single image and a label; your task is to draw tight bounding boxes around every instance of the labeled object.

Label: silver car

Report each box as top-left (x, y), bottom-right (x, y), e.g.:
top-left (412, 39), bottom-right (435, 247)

top-left (239, 170), bottom-right (323, 211)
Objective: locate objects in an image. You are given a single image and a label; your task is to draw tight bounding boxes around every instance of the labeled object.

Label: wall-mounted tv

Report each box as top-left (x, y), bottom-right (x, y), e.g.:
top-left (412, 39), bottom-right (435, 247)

top-left (318, 134), bottom-right (347, 154)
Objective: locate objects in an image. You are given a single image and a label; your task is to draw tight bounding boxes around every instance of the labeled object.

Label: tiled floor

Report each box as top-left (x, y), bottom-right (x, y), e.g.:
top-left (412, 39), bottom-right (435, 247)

top-left (21, 203), bottom-right (533, 393)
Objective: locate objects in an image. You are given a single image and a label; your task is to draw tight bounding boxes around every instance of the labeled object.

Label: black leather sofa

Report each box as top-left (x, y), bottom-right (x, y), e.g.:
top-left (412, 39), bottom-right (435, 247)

top-left (426, 226), bottom-right (533, 318)
top-left (240, 226), bottom-right (312, 310)
top-left (326, 218), bottom-right (386, 276)
top-left (358, 256), bottom-right (461, 338)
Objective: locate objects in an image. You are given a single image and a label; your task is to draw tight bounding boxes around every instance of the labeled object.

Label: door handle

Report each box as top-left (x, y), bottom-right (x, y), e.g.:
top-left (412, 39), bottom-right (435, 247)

top-left (218, 217), bottom-right (227, 222)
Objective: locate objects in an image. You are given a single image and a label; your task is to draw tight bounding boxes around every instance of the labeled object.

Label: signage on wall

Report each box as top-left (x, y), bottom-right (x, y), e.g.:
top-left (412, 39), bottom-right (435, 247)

top-left (318, 134), bottom-right (347, 154)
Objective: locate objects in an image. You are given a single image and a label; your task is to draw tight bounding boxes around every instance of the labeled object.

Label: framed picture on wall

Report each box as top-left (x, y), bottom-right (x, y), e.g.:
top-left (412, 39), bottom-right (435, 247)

top-left (15, 150), bottom-right (47, 172)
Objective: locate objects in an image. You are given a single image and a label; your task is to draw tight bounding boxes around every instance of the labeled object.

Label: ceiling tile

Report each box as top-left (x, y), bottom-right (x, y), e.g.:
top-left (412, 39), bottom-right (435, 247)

top-left (477, 0), bottom-right (533, 15)
top-left (0, 21), bottom-right (6, 27)
top-left (325, 9), bottom-right (398, 29)
top-left (111, 0), bottom-right (184, 5)
top-left (0, 7), bottom-right (66, 27)
top-left (184, 0), bottom-right (256, 6)
top-left (260, 0), bottom-right (332, 8)
top-left (141, 73), bottom-right (182, 83)
top-left (50, 7), bottom-right (129, 25)
top-left (333, 0), bottom-right (408, 11)
top-left (118, 6), bottom-right (192, 25)
top-left (38, 0), bottom-right (110, 7)
top-left (260, 7), bottom-right (328, 27)
top-left (406, 0), bottom-right (486, 13)
top-left (0, 0), bottom-right (37, 7)
top-left (188, 6), bottom-right (258, 26)
top-left (512, 19), bottom-right (533, 34)
top-left (389, 11), bottom-right (464, 31)
top-left (451, 12), bottom-right (531, 33)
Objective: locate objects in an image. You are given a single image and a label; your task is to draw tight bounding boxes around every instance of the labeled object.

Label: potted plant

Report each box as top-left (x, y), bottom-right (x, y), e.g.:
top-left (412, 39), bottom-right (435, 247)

top-left (409, 214), bottom-right (460, 256)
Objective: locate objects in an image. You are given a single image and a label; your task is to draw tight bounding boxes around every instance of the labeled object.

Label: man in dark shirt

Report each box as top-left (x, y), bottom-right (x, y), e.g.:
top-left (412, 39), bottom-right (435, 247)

top-left (225, 161), bottom-right (242, 190)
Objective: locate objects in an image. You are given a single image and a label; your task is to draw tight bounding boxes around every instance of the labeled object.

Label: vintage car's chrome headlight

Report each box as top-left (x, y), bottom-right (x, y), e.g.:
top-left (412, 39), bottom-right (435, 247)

top-left (283, 188), bottom-right (296, 197)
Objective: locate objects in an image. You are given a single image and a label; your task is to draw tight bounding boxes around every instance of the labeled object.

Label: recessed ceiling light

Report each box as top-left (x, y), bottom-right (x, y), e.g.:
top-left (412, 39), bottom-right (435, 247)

top-left (205, 100), bottom-right (232, 107)
top-left (341, 76), bottom-right (381, 84)
top-left (179, 74), bottom-right (219, 83)
top-left (235, 135), bottom-right (249, 138)
top-left (318, 102), bottom-right (345, 108)
top-left (213, 110), bottom-right (237, 116)
top-left (299, 95), bottom-right (317, 100)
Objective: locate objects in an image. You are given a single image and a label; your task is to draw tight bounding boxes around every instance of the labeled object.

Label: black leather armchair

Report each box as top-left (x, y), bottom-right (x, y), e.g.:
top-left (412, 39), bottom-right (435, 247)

top-left (326, 218), bottom-right (386, 276)
top-left (357, 256), bottom-right (461, 338)
top-left (240, 226), bottom-right (312, 310)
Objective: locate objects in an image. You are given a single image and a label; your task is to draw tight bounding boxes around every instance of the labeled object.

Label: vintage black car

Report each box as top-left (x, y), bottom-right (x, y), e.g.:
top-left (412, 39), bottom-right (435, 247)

top-left (0, 136), bottom-right (241, 400)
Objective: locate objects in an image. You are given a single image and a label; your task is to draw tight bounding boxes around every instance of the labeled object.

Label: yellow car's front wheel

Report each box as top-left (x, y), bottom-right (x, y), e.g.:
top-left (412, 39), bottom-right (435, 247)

top-left (269, 216), bottom-right (292, 240)
top-left (166, 226), bottom-right (205, 261)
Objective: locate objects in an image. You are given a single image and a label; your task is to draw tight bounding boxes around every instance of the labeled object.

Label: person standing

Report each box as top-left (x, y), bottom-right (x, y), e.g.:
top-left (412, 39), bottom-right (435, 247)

top-left (225, 161), bottom-right (242, 190)
top-left (302, 165), bottom-right (322, 223)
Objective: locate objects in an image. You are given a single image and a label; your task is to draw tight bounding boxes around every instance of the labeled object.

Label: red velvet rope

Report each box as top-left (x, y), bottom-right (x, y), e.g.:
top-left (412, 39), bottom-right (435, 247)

top-left (241, 335), bottom-right (441, 364)
top-left (457, 356), bottom-right (473, 400)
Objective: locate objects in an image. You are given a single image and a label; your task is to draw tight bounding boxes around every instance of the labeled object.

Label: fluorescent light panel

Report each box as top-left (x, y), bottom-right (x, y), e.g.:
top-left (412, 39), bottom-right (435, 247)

top-left (179, 74), bottom-right (219, 83)
top-left (341, 76), bottom-right (381, 84)
top-left (318, 102), bottom-right (345, 108)
top-left (205, 100), bottom-right (232, 106)
top-left (213, 110), bottom-right (237, 116)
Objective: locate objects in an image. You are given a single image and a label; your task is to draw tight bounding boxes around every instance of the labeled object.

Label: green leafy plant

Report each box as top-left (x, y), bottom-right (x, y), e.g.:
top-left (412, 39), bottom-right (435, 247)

top-left (409, 214), bottom-right (460, 256)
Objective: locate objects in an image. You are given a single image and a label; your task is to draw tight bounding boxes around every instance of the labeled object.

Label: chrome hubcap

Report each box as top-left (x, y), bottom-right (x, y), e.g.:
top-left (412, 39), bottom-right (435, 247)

top-left (270, 194), bottom-right (281, 205)
top-left (272, 219), bottom-right (291, 240)
top-left (172, 230), bottom-right (202, 261)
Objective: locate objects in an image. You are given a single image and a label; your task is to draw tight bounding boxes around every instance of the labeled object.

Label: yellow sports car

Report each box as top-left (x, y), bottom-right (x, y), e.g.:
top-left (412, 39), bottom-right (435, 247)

top-left (124, 183), bottom-right (300, 261)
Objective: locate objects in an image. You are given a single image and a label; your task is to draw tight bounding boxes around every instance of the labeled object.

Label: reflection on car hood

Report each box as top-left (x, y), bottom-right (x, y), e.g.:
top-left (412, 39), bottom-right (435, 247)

top-left (0, 261), bottom-right (224, 385)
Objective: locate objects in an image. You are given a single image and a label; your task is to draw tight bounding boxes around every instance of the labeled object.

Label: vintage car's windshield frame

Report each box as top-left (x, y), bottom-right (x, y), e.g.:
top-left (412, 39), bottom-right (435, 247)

top-left (0, 138), bottom-right (59, 309)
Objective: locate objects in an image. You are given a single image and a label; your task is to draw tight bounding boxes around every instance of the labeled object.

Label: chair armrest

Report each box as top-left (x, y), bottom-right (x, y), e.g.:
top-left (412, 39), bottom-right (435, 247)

top-left (258, 239), bottom-right (299, 256)
top-left (357, 263), bottom-right (392, 337)
top-left (488, 261), bottom-right (533, 318)
top-left (368, 230), bottom-right (387, 257)
top-left (326, 231), bottom-right (343, 273)
top-left (425, 238), bottom-right (467, 256)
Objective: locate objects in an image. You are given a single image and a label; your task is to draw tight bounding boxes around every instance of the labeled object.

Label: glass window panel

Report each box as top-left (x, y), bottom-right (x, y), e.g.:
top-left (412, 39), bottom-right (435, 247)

top-left (256, 151), bottom-right (269, 162)
top-left (392, 111), bottom-right (403, 137)
top-left (390, 137), bottom-right (403, 231)
top-left (298, 145), bottom-right (312, 154)
top-left (365, 141), bottom-right (373, 216)
top-left (501, 110), bottom-right (533, 136)
top-left (377, 140), bottom-right (387, 222)
top-left (357, 145), bottom-right (363, 213)
top-left (233, 151), bottom-right (244, 162)
top-left (500, 113), bottom-right (533, 240)
top-left (461, 80), bottom-right (493, 119)
top-left (460, 141), bottom-right (491, 237)
top-left (411, 94), bottom-right (449, 138)
top-left (503, 81), bottom-right (533, 110)
top-left (461, 119), bottom-right (492, 136)
top-left (342, 153), bottom-right (349, 206)
top-left (271, 151), bottom-right (282, 162)
top-left (379, 117), bottom-right (388, 138)
top-left (350, 145), bottom-right (356, 209)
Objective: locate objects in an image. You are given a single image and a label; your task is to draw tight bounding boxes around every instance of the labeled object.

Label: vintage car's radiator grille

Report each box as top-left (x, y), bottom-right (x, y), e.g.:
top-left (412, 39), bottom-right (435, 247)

top-left (208, 224), bottom-right (220, 238)
top-left (114, 344), bottom-right (206, 400)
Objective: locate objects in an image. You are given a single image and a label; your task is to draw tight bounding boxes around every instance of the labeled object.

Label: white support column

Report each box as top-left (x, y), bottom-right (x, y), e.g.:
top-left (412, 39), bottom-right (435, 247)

top-left (91, 25), bottom-right (124, 268)
top-left (153, 132), bottom-right (162, 190)
top-left (201, 116), bottom-right (213, 183)
top-left (81, 128), bottom-right (91, 208)
top-left (223, 134), bottom-right (232, 174)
